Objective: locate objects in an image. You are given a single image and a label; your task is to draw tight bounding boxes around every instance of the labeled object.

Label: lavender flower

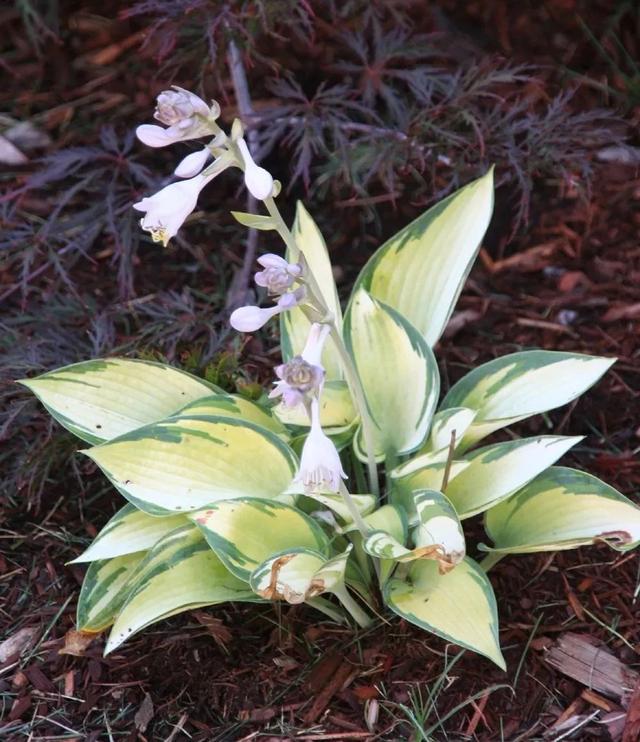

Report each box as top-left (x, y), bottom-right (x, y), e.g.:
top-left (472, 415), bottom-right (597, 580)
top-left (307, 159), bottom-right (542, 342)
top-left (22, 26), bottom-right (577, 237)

top-left (136, 87), bottom-right (219, 148)
top-left (270, 323), bottom-right (330, 407)
top-left (254, 254), bottom-right (302, 296)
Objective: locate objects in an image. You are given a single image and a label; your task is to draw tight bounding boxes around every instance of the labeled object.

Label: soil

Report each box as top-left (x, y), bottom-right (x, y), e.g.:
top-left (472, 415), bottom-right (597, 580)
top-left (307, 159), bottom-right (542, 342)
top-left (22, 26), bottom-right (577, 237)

top-left (1, 2), bottom-right (639, 740)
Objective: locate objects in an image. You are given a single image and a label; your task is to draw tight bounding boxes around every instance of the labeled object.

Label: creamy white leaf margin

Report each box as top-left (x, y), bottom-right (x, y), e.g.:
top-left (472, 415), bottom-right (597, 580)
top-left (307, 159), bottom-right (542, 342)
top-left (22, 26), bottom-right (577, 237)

top-left (483, 467), bottom-right (640, 554)
top-left (345, 289), bottom-right (439, 460)
top-left (351, 169), bottom-right (494, 346)
top-left (440, 351), bottom-right (615, 448)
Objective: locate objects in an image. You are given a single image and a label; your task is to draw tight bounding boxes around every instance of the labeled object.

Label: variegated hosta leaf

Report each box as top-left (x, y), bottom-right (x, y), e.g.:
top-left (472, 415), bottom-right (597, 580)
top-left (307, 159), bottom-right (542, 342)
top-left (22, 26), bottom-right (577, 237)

top-left (249, 545), bottom-right (371, 625)
top-left (392, 446), bottom-right (452, 479)
top-left (364, 491), bottom-right (464, 571)
top-left (85, 416), bottom-right (298, 515)
top-left (351, 170), bottom-right (494, 346)
top-left (296, 491), bottom-right (377, 524)
top-left (446, 435), bottom-right (583, 519)
top-left (274, 381), bottom-right (356, 431)
top-left (427, 407), bottom-right (477, 453)
top-left (71, 504), bottom-right (186, 563)
top-left (281, 202), bottom-right (343, 380)
top-left (105, 524), bottom-right (254, 654)
top-left (19, 358), bottom-right (219, 444)
top-left (313, 546), bottom-right (353, 593)
top-left (249, 548), bottom-right (331, 604)
top-left (483, 467), bottom-right (640, 554)
top-left (390, 461), bottom-right (470, 523)
top-left (384, 557), bottom-right (505, 669)
top-left (191, 498), bottom-right (330, 581)
top-left (77, 552), bottom-right (145, 633)
top-left (174, 394), bottom-right (288, 440)
top-left (364, 531), bottom-right (413, 561)
top-left (230, 211), bottom-right (277, 230)
top-left (345, 289), bottom-right (439, 460)
top-left (440, 351), bottom-right (615, 449)
top-left (350, 504), bottom-right (408, 585)
top-left (363, 504), bottom-right (408, 542)
top-left (412, 490), bottom-right (465, 568)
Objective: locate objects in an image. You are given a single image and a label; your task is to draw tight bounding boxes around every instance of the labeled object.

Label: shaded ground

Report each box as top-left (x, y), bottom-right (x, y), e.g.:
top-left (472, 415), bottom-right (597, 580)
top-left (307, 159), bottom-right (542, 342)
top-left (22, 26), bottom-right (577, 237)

top-left (1, 2), bottom-right (640, 740)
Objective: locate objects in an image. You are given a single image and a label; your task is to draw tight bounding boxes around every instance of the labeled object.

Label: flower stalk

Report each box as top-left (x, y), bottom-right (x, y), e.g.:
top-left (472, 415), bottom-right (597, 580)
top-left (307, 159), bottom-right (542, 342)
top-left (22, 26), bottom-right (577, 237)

top-left (260, 196), bottom-right (381, 499)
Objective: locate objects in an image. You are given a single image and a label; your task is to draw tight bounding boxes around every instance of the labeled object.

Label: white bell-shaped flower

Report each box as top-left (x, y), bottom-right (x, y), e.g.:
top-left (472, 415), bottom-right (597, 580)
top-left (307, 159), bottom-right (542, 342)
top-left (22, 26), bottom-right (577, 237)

top-left (295, 398), bottom-right (347, 493)
top-left (300, 323), bottom-right (330, 367)
top-left (133, 171), bottom-right (215, 246)
top-left (229, 304), bottom-right (284, 333)
top-left (136, 121), bottom-right (214, 148)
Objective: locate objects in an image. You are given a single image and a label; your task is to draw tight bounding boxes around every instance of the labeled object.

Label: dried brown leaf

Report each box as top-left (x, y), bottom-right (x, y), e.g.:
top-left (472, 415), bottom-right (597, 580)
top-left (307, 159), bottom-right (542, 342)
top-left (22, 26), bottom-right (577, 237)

top-left (59, 629), bottom-right (98, 657)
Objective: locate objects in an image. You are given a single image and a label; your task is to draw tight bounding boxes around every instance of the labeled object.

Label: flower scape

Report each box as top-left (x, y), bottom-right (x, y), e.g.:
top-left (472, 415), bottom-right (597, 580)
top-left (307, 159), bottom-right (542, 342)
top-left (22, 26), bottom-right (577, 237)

top-left (21, 90), bottom-right (640, 668)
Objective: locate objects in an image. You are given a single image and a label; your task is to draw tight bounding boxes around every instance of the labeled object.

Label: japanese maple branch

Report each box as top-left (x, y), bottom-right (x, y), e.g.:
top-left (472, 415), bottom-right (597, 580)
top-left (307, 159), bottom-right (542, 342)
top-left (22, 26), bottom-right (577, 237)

top-left (225, 37), bottom-right (259, 308)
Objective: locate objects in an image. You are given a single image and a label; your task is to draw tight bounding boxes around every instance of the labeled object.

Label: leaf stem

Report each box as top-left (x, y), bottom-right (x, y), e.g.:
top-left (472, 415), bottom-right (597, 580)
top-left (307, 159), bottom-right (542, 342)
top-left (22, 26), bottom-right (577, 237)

top-left (440, 430), bottom-right (457, 492)
top-left (480, 552), bottom-right (504, 572)
top-left (330, 327), bottom-right (380, 498)
top-left (332, 584), bottom-right (374, 628)
top-left (338, 481), bottom-right (369, 538)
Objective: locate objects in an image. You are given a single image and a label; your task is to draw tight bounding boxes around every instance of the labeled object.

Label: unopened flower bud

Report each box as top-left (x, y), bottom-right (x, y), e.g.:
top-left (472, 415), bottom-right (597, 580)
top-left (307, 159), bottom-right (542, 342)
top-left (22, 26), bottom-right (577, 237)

top-left (236, 137), bottom-right (274, 200)
top-left (230, 287), bottom-right (306, 333)
top-left (174, 147), bottom-right (211, 178)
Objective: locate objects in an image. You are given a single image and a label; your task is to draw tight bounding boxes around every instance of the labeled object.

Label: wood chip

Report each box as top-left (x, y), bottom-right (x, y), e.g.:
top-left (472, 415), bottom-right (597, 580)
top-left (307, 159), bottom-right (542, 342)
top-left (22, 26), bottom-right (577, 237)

top-left (64, 670), bottom-right (75, 697)
top-left (581, 688), bottom-right (616, 712)
top-left (134, 692), bottom-right (154, 732)
top-left (443, 309), bottom-right (482, 338)
top-left (602, 303), bottom-right (640, 323)
top-left (9, 694), bottom-right (32, 721)
top-left (24, 664), bottom-right (55, 693)
top-left (192, 610), bottom-right (232, 650)
top-left (303, 659), bottom-right (357, 724)
top-left (464, 688), bottom-right (491, 736)
top-left (0, 626), bottom-right (39, 662)
top-left (489, 242), bottom-right (560, 273)
top-left (623, 678), bottom-right (640, 742)
top-left (306, 651), bottom-right (344, 693)
top-left (545, 633), bottom-right (639, 707)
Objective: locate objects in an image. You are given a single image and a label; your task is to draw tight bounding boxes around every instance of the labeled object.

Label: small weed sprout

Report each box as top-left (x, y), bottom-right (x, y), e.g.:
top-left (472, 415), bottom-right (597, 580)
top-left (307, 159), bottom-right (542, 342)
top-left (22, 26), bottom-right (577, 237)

top-left (21, 91), bottom-right (640, 669)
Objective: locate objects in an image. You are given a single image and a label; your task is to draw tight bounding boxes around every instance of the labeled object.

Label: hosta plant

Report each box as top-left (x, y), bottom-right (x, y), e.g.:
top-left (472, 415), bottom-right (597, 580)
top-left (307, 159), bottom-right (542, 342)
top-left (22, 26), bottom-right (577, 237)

top-left (21, 88), bottom-right (640, 668)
